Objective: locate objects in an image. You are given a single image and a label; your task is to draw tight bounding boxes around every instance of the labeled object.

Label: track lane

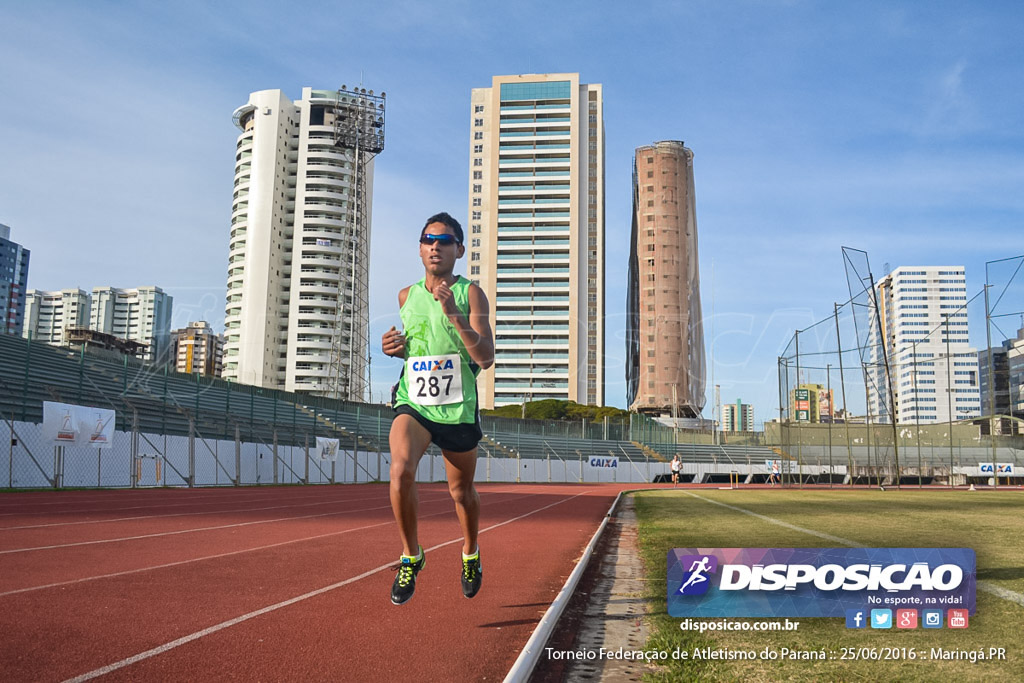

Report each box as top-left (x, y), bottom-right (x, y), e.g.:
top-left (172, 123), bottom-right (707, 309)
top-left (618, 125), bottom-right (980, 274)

top-left (0, 484), bottom-right (627, 682)
top-left (0, 487), bottom-right (376, 522)
top-left (0, 488), bottom-right (310, 514)
top-left (0, 490), bottom-right (542, 594)
top-left (0, 491), bottom-right (444, 551)
top-left (63, 486), bottom-right (621, 682)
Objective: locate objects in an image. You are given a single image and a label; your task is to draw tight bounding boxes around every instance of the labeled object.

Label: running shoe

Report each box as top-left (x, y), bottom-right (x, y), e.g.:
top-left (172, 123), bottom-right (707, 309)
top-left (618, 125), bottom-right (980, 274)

top-left (391, 547), bottom-right (425, 605)
top-left (462, 550), bottom-right (482, 599)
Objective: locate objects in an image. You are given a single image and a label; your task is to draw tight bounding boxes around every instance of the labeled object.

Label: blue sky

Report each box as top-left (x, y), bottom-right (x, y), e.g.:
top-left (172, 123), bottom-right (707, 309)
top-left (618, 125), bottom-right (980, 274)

top-left (1, 1), bottom-right (1022, 421)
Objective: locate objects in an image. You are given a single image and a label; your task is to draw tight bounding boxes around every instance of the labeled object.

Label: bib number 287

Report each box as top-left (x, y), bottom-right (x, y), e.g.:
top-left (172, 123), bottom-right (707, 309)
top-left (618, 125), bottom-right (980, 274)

top-left (407, 354), bottom-right (463, 406)
top-left (417, 374), bottom-right (453, 398)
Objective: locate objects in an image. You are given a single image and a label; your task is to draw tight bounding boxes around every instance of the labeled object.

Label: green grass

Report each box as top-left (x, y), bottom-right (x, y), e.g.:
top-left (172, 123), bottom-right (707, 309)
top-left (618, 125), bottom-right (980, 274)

top-left (632, 488), bottom-right (1024, 682)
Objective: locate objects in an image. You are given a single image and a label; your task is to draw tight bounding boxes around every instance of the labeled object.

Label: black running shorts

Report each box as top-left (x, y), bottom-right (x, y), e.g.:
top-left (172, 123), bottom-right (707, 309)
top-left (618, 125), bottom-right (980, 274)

top-left (394, 404), bottom-right (483, 453)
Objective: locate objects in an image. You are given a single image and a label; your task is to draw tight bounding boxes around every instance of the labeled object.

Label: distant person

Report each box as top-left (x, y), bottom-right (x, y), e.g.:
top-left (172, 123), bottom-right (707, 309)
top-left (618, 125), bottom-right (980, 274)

top-left (671, 455), bottom-right (681, 487)
top-left (767, 460), bottom-right (780, 486)
top-left (381, 212), bottom-right (494, 606)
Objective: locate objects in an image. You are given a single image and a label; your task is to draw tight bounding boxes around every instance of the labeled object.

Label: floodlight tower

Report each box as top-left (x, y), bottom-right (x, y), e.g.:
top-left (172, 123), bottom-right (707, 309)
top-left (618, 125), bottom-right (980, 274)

top-left (327, 86), bottom-right (386, 402)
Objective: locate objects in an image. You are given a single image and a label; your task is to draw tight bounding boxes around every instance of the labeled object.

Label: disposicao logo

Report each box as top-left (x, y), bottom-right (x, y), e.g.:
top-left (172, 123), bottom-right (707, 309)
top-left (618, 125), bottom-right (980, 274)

top-left (666, 548), bottom-right (976, 618)
top-left (677, 555), bottom-right (718, 596)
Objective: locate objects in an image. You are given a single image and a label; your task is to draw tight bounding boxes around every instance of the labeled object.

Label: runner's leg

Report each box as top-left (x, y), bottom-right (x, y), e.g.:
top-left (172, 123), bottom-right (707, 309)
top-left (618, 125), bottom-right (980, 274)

top-left (441, 448), bottom-right (480, 555)
top-left (389, 414), bottom-right (433, 556)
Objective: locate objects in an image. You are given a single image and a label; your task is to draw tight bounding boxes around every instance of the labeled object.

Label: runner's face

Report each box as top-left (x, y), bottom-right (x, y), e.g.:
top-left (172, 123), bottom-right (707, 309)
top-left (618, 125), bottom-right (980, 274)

top-left (420, 221), bottom-right (464, 275)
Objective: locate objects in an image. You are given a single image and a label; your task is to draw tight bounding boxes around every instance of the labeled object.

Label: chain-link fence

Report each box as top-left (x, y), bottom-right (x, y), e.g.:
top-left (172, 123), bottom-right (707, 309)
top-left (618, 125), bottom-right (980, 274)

top-left (772, 250), bottom-right (1024, 487)
top-left (0, 416), bottom-right (388, 488)
top-left (2, 411), bottom-right (734, 488)
top-left (1, 332), bottom-right (717, 488)
top-left (1, 329), bottom-right (801, 488)
top-left (8, 268), bottom-right (1021, 493)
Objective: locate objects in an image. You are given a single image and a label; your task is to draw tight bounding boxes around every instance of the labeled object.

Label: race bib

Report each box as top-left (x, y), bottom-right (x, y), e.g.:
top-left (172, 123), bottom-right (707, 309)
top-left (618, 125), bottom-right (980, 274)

top-left (407, 354), bottom-right (463, 406)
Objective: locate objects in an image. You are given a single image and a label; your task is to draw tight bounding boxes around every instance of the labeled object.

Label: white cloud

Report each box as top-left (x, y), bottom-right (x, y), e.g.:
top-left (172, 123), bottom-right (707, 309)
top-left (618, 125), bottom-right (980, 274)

top-left (918, 60), bottom-right (977, 136)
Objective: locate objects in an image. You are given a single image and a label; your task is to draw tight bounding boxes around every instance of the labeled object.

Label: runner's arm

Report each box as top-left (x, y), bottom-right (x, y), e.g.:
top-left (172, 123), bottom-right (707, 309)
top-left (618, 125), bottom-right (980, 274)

top-left (381, 287), bottom-right (411, 358)
top-left (447, 283), bottom-right (494, 369)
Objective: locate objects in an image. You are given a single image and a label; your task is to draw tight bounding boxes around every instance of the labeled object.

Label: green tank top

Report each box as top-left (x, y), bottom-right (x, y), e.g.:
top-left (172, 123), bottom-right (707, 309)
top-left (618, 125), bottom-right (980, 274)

top-left (394, 276), bottom-right (480, 424)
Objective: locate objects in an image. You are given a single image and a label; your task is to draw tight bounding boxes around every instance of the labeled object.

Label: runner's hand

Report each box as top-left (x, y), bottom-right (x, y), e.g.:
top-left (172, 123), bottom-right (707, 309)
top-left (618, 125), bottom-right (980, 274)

top-left (382, 326), bottom-right (406, 358)
top-left (433, 281), bottom-right (458, 317)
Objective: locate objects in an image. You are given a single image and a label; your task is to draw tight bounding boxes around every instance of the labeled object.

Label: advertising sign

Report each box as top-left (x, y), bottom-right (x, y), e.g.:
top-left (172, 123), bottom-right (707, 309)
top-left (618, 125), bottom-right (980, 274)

top-left (819, 390), bottom-right (833, 419)
top-left (588, 456), bottom-right (619, 469)
top-left (315, 437), bottom-right (340, 462)
top-left (42, 401), bottom-right (115, 449)
top-left (667, 547), bottom-right (975, 618)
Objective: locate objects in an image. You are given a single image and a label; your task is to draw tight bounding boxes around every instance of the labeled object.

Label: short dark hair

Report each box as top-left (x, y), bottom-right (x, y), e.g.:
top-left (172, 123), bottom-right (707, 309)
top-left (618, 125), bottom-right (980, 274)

top-left (421, 212), bottom-right (463, 245)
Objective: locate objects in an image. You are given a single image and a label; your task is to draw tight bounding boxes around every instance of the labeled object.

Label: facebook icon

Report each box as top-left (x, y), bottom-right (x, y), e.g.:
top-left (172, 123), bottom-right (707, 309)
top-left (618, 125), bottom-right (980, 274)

top-left (846, 609), bottom-right (866, 629)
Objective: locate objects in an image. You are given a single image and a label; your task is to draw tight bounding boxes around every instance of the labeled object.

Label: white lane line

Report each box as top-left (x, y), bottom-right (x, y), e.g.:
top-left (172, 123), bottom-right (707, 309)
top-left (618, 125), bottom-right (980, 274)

top-left (0, 489), bottom-right (353, 519)
top-left (979, 583), bottom-right (1024, 608)
top-left (681, 491), bottom-right (856, 545)
top-left (0, 491), bottom-right (391, 531)
top-left (682, 491), bottom-right (1024, 609)
top-left (62, 490), bottom-right (594, 683)
top-left (0, 490), bottom-right (539, 595)
top-left (0, 493), bottom-right (452, 556)
top-left (0, 482), bottom-right (551, 517)
top-left (3, 512), bottom-right (422, 598)
top-left (0, 490), bottom-right (297, 514)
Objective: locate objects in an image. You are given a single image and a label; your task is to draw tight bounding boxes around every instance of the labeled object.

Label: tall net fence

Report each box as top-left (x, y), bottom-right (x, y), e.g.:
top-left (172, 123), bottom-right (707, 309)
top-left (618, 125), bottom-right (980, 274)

top-left (774, 250), bottom-right (1024, 487)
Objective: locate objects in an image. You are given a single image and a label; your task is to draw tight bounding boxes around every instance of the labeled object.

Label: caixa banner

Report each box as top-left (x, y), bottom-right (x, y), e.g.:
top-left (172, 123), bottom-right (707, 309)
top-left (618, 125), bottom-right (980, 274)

top-left (588, 456), bottom-right (618, 469)
top-left (667, 548), bottom-right (975, 618)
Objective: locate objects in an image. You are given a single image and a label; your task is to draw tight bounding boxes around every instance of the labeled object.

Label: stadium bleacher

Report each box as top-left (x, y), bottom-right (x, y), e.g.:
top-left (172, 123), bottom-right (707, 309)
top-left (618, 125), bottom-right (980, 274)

top-left (2, 332), bottom-right (1019, 488)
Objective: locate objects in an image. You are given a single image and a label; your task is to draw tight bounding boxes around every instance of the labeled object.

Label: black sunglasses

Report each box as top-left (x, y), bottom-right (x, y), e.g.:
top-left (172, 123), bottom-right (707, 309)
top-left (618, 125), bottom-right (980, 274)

top-left (420, 233), bottom-right (460, 246)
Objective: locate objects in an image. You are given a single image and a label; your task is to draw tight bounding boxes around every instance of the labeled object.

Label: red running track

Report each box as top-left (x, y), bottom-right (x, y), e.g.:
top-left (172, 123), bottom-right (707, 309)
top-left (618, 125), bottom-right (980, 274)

top-left (0, 483), bottom-right (636, 682)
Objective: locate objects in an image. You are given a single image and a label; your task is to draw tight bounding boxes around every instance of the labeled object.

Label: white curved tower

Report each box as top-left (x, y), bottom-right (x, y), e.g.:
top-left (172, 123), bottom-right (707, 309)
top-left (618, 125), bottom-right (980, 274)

top-left (224, 87), bottom-right (379, 398)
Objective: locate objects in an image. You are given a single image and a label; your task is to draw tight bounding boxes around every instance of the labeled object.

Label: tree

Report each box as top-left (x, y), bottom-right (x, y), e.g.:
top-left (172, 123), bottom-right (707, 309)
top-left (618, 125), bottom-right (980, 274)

top-left (482, 400), bottom-right (630, 422)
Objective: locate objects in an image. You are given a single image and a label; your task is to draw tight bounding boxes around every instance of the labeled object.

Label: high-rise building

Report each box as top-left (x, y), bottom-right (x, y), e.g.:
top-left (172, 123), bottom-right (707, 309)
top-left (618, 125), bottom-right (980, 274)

top-left (979, 325), bottom-right (1024, 420)
top-left (468, 73), bottom-right (604, 408)
top-left (23, 289), bottom-right (91, 345)
top-left (868, 266), bottom-right (980, 424)
top-left (1009, 328), bottom-right (1024, 422)
top-left (225, 87), bottom-right (383, 398)
top-left (722, 399), bottom-right (754, 432)
top-left (170, 321), bottom-right (224, 377)
top-left (626, 141), bottom-right (705, 417)
top-left (90, 286), bottom-right (173, 363)
top-left (0, 224), bottom-right (30, 336)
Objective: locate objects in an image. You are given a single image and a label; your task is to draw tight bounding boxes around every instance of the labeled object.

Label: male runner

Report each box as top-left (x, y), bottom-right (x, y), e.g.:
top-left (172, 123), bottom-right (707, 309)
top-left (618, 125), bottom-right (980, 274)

top-left (381, 212), bottom-right (494, 605)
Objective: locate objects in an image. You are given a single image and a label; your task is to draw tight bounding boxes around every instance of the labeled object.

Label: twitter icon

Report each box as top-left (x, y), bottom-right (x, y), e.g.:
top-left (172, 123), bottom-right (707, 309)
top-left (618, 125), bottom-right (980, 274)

top-left (871, 609), bottom-right (892, 629)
